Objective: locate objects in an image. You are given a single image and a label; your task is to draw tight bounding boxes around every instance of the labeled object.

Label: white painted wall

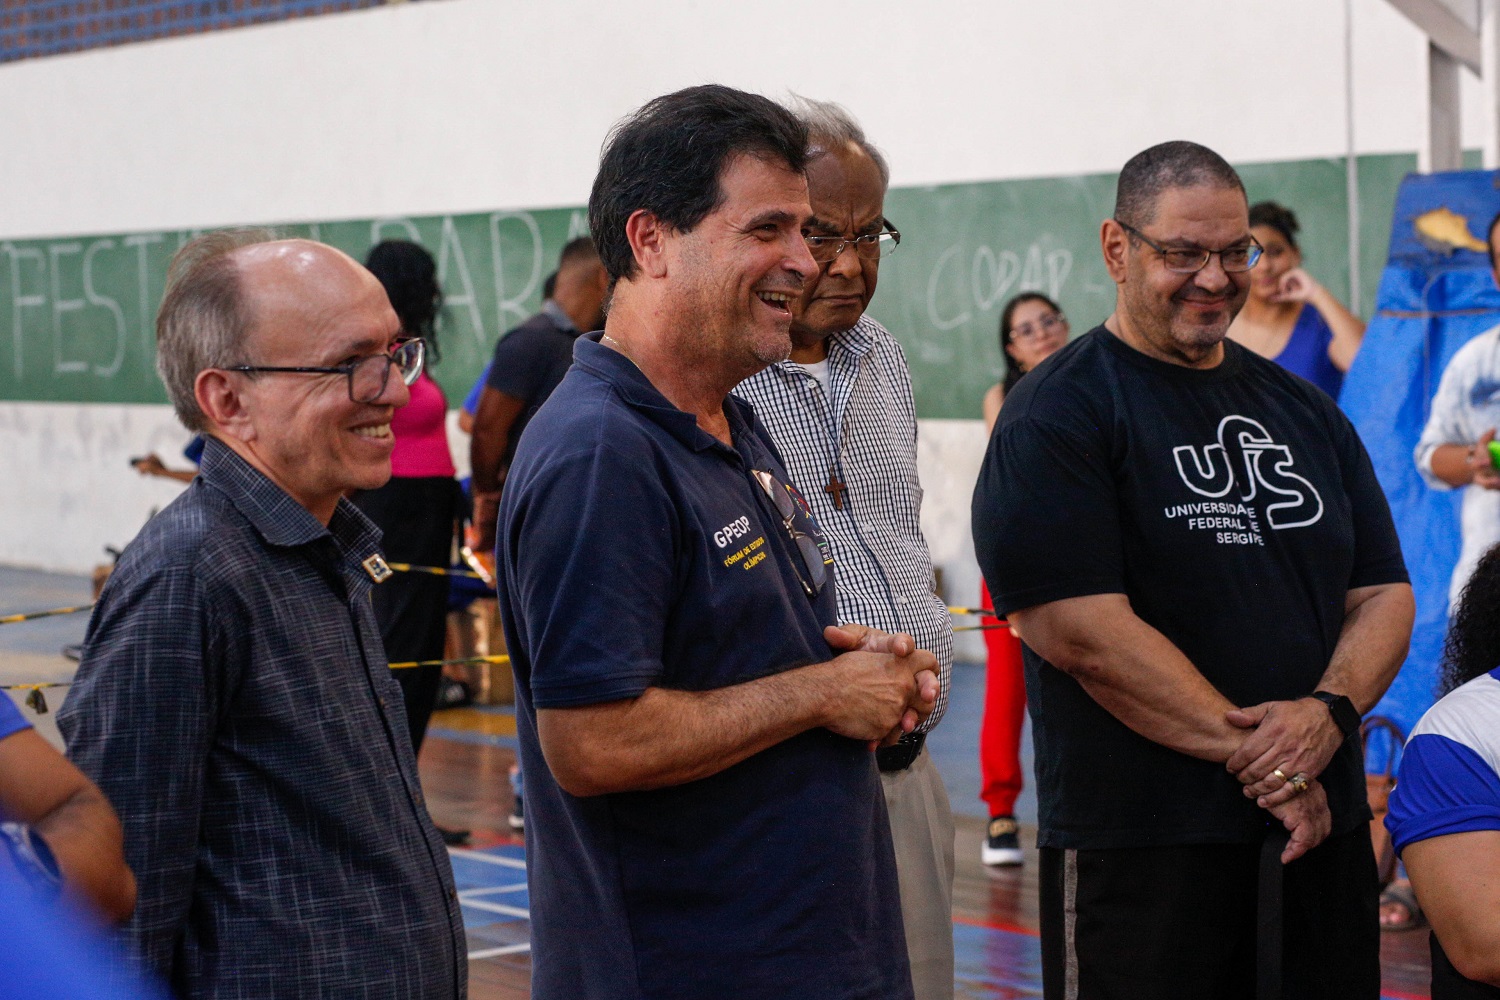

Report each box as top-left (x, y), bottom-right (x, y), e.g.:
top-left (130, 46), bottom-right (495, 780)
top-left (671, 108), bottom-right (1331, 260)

top-left (0, 0), bottom-right (1488, 239)
top-left (0, 0), bottom-right (1481, 660)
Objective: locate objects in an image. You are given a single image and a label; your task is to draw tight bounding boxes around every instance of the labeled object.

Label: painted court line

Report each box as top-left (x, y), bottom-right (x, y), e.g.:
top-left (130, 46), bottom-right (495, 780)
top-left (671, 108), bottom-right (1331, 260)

top-left (467, 943), bottom-right (532, 959)
top-left (459, 883), bottom-right (528, 897)
top-left (460, 898), bottom-right (530, 919)
top-left (448, 847), bottom-right (527, 869)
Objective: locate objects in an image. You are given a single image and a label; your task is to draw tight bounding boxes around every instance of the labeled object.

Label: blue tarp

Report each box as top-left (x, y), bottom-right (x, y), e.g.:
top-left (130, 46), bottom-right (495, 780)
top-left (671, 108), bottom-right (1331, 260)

top-left (1342, 169), bottom-right (1500, 736)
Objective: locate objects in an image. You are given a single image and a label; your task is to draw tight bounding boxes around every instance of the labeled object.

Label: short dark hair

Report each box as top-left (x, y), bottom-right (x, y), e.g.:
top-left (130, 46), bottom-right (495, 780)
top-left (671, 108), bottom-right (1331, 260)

top-left (588, 84), bottom-right (809, 282)
top-left (365, 240), bottom-right (444, 364)
top-left (1249, 201), bottom-right (1300, 251)
top-left (1443, 542), bottom-right (1500, 694)
top-left (1114, 141), bottom-right (1245, 230)
top-left (998, 292), bottom-right (1062, 395)
top-left (558, 236), bottom-right (599, 272)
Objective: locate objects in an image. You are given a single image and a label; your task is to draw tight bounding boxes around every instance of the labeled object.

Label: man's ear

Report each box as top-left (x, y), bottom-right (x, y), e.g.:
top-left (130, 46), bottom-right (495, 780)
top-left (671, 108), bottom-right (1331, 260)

top-left (625, 209), bottom-right (671, 279)
top-left (1101, 219), bottom-right (1130, 286)
top-left (195, 369), bottom-right (256, 444)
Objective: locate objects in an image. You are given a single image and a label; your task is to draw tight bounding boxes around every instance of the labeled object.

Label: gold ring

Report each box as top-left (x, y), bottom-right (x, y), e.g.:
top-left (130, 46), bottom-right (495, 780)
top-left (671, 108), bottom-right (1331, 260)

top-left (1290, 773), bottom-right (1310, 795)
top-left (1272, 767), bottom-right (1289, 783)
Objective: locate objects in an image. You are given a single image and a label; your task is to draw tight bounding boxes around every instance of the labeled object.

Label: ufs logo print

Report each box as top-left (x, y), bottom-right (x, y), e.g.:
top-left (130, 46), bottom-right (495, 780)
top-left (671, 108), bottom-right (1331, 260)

top-left (1171, 416), bottom-right (1324, 529)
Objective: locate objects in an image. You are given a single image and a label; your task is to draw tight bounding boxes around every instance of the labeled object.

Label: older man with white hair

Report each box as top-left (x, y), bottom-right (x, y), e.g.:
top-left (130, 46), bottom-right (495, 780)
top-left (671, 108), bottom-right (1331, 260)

top-left (736, 97), bottom-right (957, 1000)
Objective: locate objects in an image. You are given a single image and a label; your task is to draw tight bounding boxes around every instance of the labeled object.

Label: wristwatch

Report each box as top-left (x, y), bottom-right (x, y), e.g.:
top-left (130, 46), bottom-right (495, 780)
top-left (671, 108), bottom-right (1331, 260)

top-left (1310, 691), bottom-right (1362, 742)
top-left (0, 822), bottom-right (62, 899)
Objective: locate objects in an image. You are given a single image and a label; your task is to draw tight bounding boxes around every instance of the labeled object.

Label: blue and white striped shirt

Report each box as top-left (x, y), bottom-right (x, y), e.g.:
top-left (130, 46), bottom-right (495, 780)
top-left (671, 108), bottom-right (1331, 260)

top-left (735, 315), bottom-right (952, 731)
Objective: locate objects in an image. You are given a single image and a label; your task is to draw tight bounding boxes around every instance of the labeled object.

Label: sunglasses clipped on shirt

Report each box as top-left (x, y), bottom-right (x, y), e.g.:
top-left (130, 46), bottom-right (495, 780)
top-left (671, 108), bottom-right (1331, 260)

top-left (751, 469), bottom-right (831, 598)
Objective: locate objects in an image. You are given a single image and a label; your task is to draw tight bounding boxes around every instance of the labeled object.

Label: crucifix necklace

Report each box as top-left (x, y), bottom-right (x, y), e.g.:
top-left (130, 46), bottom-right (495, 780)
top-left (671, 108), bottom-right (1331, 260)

top-left (824, 471), bottom-right (848, 510)
top-left (799, 364), bottom-right (849, 511)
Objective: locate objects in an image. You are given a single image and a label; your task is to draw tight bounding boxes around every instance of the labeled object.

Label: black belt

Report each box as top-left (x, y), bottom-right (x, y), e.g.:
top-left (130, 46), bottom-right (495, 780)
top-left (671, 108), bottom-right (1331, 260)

top-left (876, 733), bottom-right (925, 772)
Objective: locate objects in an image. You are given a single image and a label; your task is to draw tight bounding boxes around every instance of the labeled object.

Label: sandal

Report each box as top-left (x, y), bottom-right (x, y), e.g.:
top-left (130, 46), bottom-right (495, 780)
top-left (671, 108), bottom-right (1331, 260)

top-left (1379, 880), bottom-right (1425, 932)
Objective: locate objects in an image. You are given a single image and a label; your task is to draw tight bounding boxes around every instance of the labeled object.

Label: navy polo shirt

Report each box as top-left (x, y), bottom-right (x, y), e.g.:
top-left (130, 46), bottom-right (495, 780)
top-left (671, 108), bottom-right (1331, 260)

top-left (497, 333), bottom-right (912, 1000)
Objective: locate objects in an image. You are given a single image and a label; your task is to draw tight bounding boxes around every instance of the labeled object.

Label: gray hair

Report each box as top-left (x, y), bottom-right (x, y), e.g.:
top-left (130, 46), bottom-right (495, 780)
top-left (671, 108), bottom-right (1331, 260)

top-left (785, 94), bottom-right (890, 188)
top-left (155, 227), bottom-right (279, 432)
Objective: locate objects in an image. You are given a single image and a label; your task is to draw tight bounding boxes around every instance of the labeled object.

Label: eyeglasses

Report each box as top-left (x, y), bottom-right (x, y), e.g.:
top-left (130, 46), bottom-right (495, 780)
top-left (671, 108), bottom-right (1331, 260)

top-left (804, 224), bottom-right (901, 264)
top-left (752, 469), bottom-right (830, 598)
top-left (227, 338), bottom-right (425, 403)
top-left (1116, 221), bottom-right (1262, 274)
top-left (1010, 312), bottom-right (1067, 342)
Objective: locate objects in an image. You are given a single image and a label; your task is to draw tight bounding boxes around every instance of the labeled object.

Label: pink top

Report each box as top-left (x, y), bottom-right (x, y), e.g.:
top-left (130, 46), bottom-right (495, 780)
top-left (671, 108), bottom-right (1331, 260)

top-left (391, 372), bottom-right (456, 478)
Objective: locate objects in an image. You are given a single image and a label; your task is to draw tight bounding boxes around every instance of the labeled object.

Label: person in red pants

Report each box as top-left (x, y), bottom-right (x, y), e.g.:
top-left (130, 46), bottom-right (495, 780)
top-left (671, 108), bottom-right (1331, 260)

top-left (978, 292), bottom-right (1070, 866)
top-left (979, 578), bottom-right (1027, 865)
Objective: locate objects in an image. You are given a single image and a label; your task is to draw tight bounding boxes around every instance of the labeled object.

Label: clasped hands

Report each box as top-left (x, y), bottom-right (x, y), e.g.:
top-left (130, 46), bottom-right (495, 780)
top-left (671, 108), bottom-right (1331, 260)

top-left (823, 623), bottom-right (939, 749)
top-left (1225, 697), bottom-right (1346, 863)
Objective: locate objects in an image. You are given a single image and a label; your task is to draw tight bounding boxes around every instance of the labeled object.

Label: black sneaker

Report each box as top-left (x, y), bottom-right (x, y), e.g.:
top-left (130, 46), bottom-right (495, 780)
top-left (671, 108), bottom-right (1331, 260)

top-left (508, 795), bottom-right (525, 831)
top-left (436, 824), bottom-right (471, 846)
top-left (982, 815), bottom-right (1023, 866)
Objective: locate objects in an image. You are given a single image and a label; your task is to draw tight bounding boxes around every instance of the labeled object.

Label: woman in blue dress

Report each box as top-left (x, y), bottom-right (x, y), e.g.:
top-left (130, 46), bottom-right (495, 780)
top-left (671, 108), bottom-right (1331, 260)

top-left (1227, 201), bottom-right (1366, 400)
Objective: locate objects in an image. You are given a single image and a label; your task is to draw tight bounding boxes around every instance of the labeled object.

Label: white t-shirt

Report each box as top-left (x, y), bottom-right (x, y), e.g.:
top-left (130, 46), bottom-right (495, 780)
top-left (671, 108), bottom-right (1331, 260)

top-left (1414, 323), bottom-right (1500, 610)
top-left (798, 356), bottom-right (831, 396)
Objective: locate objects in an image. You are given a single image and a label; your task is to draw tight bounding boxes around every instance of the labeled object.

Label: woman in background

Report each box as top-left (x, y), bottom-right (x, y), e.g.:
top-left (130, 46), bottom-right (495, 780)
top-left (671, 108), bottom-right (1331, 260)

top-left (1227, 201), bottom-right (1365, 399)
top-left (1387, 543), bottom-right (1500, 996)
top-left (353, 242), bottom-right (465, 810)
top-left (977, 292), bottom-right (1069, 866)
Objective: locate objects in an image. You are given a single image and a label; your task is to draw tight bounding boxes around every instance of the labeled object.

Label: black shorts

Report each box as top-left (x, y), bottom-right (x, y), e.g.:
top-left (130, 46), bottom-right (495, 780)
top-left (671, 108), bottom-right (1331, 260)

top-left (1038, 825), bottom-right (1379, 1000)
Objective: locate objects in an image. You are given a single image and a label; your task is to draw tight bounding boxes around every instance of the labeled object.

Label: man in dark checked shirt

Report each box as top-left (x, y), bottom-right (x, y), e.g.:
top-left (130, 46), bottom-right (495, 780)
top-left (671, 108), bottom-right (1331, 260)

top-left (735, 97), bottom-right (956, 1000)
top-left (59, 231), bottom-right (466, 999)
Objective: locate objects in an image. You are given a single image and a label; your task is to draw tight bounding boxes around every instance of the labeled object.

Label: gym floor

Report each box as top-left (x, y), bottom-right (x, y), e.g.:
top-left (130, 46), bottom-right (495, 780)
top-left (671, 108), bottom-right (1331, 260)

top-left (0, 566), bottom-right (1433, 999)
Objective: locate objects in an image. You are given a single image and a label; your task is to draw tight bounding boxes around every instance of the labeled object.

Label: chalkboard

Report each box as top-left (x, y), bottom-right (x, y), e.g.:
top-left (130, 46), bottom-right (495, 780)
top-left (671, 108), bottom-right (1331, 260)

top-left (0, 152), bottom-right (1416, 419)
top-left (876, 152), bottom-right (1415, 419)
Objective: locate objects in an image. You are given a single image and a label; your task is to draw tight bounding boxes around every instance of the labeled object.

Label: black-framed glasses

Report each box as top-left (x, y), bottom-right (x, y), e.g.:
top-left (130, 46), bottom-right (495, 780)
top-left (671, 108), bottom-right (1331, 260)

top-left (1116, 220), bottom-right (1262, 274)
top-left (1010, 312), bottom-right (1067, 342)
top-left (752, 469), bottom-right (831, 598)
top-left (804, 222), bottom-right (901, 264)
top-left (227, 338), bottom-right (425, 403)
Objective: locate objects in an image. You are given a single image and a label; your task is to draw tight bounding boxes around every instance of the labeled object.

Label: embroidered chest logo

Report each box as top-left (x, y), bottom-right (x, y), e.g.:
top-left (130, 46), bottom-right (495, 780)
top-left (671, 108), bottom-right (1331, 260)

top-left (1168, 415), bottom-right (1324, 543)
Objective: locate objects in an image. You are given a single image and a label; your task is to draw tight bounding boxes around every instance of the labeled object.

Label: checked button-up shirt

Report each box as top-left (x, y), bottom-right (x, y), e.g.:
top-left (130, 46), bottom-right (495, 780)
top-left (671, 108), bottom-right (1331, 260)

top-left (60, 437), bottom-right (467, 1000)
top-left (735, 315), bottom-right (953, 732)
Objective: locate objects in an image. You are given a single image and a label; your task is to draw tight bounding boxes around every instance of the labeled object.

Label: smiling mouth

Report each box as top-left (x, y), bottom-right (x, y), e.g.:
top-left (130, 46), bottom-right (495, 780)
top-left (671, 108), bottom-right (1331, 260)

top-left (352, 423), bottom-right (393, 441)
top-left (756, 290), bottom-right (794, 314)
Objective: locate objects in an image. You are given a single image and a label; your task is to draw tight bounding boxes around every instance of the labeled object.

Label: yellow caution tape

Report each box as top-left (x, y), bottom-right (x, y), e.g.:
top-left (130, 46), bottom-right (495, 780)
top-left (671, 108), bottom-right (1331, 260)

top-left (386, 562), bottom-right (488, 581)
top-left (388, 654), bottom-right (511, 670)
top-left (0, 604), bottom-right (94, 626)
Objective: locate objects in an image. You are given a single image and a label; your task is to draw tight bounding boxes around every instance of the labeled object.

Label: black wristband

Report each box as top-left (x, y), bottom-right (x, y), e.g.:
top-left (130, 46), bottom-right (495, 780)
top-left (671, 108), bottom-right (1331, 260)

top-left (1310, 691), bottom-right (1361, 742)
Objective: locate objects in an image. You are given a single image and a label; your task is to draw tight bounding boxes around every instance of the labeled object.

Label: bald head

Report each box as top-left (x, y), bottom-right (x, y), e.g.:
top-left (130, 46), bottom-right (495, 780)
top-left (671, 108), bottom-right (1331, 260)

top-left (234, 240), bottom-right (386, 346)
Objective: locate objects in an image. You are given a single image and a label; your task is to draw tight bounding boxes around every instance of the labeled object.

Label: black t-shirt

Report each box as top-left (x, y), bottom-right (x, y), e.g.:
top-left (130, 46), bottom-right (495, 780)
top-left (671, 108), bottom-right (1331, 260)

top-left (484, 308), bottom-right (582, 468)
top-left (972, 327), bottom-right (1408, 850)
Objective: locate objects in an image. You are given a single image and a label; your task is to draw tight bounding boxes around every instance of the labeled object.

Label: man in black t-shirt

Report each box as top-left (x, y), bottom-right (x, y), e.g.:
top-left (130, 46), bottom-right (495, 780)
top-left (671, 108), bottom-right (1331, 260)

top-left (972, 141), bottom-right (1414, 999)
top-left (470, 237), bottom-right (609, 552)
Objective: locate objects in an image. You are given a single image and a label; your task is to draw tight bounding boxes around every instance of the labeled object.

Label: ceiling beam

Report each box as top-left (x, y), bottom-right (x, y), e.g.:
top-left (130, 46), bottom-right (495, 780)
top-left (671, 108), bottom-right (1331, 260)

top-left (1388, 0), bottom-right (1482, 72)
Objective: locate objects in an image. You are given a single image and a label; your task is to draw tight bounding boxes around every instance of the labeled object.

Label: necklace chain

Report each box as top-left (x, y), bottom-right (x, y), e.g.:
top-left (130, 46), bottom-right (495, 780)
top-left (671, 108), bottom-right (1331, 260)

top-left (600, 333), bottom-right (644, 373)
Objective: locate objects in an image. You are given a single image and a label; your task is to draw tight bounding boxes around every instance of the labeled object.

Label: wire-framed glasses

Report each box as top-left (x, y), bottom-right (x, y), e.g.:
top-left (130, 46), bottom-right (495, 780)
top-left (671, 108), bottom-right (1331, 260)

top-left (1116, 221), bottom-right (1262, 274)
top-left (227, 338), bottom-right (425, 403)
top-left (804, 224), bottom-right (901, 264)
top-left (1010, 312), bottom-right (1066, 342)
top-left (751, 469), bottom-right (830, 598)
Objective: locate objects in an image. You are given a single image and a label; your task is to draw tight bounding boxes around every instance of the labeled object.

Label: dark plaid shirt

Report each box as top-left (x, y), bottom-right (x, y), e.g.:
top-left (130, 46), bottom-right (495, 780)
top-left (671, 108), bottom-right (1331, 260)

top-left (59, 438), bottom-right (467, 1000)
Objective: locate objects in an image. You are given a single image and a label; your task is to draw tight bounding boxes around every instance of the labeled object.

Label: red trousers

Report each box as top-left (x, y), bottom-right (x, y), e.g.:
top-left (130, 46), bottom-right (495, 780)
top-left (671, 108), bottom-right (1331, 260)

top-left (979, 578), bottom-right (1026, 817)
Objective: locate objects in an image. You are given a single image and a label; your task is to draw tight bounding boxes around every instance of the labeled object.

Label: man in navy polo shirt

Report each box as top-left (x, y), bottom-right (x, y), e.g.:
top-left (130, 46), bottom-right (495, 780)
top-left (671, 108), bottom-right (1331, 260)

top-left (495, 84), bottom-right (939, 1000)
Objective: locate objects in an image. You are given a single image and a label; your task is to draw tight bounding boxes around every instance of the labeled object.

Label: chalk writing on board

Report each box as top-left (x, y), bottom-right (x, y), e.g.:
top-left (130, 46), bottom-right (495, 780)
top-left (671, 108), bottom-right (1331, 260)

top-left (926, 242), bottom-right (1073, 333)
